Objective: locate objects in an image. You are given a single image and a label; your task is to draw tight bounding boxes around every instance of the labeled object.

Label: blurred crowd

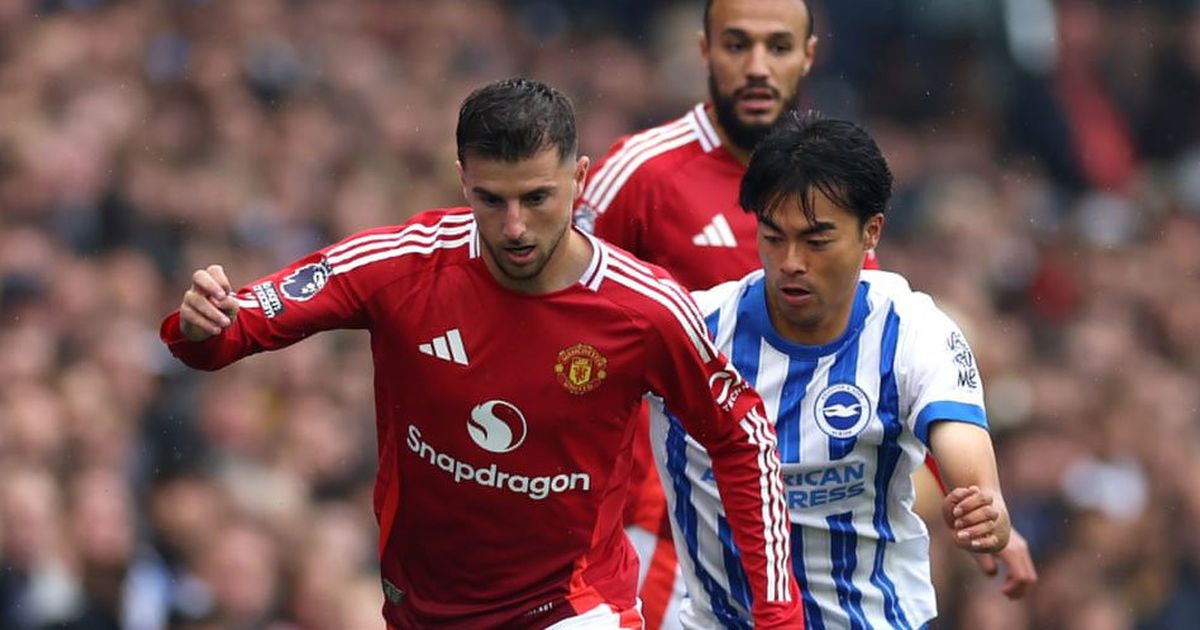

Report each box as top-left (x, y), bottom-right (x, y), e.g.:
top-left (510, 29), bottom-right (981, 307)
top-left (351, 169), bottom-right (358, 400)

top-left (0, 0), bottom-right (1197, 628)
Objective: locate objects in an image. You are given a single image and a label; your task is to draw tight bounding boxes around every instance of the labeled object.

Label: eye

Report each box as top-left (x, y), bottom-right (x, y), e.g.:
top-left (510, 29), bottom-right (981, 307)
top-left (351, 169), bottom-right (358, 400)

top-left (770, 42), bottom-right (794, 54)
top-left (762, 233), bottom-right (784, 244)
top-left (807, 239), bottom-right (832, 249)
top-left (525, 192), bottom-right (549, 206)
top-left (479, 194), bottom-right (504, 208)
top-left (724, 40), bottom-right (747, 53)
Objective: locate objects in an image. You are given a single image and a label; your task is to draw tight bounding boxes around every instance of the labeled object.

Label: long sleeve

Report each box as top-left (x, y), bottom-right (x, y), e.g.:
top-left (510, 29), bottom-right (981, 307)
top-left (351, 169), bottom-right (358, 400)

top-left (160, 223), bottom-right (419, 370)
top-left (643, 278), bottom-right (803, 627)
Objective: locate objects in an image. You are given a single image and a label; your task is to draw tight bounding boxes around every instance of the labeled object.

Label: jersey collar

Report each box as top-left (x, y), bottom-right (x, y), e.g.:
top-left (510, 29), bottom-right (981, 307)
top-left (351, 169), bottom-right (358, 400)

top-left (689, 103), bottom-right (722, 153)
top-left (741, 278), bottom-right (872, 358)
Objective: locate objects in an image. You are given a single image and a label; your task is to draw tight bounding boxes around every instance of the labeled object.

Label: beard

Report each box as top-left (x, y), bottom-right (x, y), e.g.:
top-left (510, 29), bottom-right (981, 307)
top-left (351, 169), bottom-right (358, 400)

top-left (481, 213), bottom-right (571, 283)
top-left (709, 74), bottom-right (803, 152)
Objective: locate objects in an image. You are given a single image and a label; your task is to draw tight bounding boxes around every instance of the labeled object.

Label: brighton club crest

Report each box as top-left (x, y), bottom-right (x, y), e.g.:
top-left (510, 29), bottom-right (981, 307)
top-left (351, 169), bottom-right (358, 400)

top-left (554, 343), bottom-right (608, 395)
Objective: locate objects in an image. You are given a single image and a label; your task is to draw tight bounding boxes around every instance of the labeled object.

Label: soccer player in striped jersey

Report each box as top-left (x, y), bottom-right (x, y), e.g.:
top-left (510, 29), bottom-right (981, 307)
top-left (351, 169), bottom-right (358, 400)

top-left (160, 78), bottom-right (803, 629)
top-left (577, 2), bottom-right (1033, 626)
top-left (652, 113), bottom-right (1012, 629)
top-left (575, 5), bottom-right (824, 623)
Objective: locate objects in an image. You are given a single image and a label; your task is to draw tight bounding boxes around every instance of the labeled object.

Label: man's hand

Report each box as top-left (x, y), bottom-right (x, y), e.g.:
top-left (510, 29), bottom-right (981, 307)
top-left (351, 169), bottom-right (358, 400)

top-left (180, 265), bottom-right (240, 342)
top-left (941, 485), bottom-right (1009, 554)
top-left (971, 527), bottom-right (1037, 599)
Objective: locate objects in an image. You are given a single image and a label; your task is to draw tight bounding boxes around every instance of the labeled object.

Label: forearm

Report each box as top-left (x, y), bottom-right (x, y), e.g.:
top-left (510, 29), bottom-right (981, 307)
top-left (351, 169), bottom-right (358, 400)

top-left (928, 421), bottom-right (1010, 552)
top-left (705, 408), bottom-right (803, 625)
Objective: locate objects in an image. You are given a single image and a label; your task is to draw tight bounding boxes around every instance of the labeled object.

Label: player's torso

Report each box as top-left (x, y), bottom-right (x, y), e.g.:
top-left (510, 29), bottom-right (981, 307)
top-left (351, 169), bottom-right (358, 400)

top-left (666, 276), bottom-right (936, 629)
top-left (367, 257), bottom-right (649, 621)
top-left (682, 278), bottom-right (922, 514)
top-left (641, 151), bottom-right (760, 290)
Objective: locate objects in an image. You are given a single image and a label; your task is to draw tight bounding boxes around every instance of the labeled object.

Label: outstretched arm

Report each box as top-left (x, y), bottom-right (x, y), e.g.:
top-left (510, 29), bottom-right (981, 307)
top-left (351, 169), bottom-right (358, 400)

top-left (929, 422), bottom-right (1010, 554)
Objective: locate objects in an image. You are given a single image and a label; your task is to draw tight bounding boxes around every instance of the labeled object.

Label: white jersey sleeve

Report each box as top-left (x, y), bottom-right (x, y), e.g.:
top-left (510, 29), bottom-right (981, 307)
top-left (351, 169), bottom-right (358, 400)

top-left (895, 291), bottom-right (989, 446)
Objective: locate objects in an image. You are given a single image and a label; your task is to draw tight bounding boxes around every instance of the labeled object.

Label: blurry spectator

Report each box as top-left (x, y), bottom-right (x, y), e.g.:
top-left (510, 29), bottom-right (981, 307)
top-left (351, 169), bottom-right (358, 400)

top-left (0, 0), bottom-right (1197, 627)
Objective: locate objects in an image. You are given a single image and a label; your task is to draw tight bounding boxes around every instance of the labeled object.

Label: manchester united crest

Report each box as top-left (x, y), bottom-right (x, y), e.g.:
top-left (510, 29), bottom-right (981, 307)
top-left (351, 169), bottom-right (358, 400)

top-left (554, 343), bottom-right (608, 395)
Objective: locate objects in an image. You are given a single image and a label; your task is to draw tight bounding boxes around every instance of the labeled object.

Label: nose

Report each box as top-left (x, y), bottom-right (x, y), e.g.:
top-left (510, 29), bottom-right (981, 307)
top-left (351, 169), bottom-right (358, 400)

top-left (501, 200), bottom-right (526, 241)
top-left (746, 43), bottom-right (770, 80)
top-left (780, 243), bottom-right (808, 275)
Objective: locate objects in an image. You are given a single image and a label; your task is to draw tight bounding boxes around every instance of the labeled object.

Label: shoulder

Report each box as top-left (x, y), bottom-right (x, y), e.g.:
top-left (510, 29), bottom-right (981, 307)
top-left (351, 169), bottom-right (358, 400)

top-left (593, 238), bottom-right (691, 306)
top-left (861, 270), bottom-right (971, 357)
top-left (591, 240), bottom-right (716, 356)
top-left (324, 208), bottom-right (477, 283)
top-left (581, 104), bottom-right (715, 214)
top-left (690, 270), bottom-right (762, 318)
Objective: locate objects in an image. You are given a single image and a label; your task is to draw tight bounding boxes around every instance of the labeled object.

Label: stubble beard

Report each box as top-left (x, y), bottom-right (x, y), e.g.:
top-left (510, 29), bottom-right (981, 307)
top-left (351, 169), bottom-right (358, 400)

top-left (483, 214), bottom-right (572, 284)
top-left (709, 74), bottom-right (804, 152)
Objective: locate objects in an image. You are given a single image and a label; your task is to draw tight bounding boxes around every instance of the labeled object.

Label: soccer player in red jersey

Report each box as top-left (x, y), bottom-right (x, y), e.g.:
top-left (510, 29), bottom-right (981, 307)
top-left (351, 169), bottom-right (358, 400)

top-left (161, 79), bottom-right (803, 629)
top-left (577, 1), bottom-right (1035, 626)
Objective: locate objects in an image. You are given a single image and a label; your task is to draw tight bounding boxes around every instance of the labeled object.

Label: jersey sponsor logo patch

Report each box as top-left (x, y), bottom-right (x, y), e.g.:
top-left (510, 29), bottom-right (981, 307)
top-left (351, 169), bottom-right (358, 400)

top-left (468, 400), bottom-right (527, 453)
top-left (947, 331), bottom-right (980, 389)
top-left (708, 362), bottom-right (750, 411)
top-left (407, 424), bottom-right (592, 500)
top-left (554, 344), bottom-right (607, 395)
top-left (251, 282), bottom-right (284, 318)
top-left (280, 260), bottom-right (332, 301)
top-left (814, 383), bottom-right (873, 438)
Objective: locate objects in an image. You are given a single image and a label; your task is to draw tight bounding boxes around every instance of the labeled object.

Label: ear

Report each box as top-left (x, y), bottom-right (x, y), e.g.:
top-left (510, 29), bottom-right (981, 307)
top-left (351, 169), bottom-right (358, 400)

top-left (456, 160), bottom-right (468, 198)
top-left (802, 34), bottom-right (818, 75)
top-left (863, 213), bottom-right (884, 250)
top-left (698, 29), bottom-right (711, 71)
top-left (572, 156), bottom-right (590, 203)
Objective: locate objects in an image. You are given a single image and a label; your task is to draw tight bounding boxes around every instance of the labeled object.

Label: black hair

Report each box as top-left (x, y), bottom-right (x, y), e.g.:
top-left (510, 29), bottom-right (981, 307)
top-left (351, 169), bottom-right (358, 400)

top-left (704, 0), bottom-right (815, 40)
top-left (456, 78), bottom-right (577, 165)
top-left (739, 111), bottom-right (892, 226)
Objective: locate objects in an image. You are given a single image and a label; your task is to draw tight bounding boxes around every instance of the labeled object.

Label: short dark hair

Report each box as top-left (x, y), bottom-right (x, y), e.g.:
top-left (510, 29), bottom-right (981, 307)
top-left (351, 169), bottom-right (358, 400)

top-left (739, 111), bottom-right (892, 226)
top-left (704, 0), bottom-right (815, 40)
top-left (456, 78), bottom-right (578, 165)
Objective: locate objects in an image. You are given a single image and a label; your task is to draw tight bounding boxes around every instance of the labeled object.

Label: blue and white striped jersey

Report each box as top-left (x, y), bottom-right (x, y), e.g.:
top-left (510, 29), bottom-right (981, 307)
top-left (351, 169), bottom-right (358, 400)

top-left (649, 269), bottom-right (989, 629)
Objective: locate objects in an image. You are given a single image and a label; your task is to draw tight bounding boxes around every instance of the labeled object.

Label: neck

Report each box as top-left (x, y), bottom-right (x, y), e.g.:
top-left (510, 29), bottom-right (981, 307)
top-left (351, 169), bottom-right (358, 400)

top-left (766, 291), bottom-right (856, 347)
top-left (707, 107), bottom-right (752, 165)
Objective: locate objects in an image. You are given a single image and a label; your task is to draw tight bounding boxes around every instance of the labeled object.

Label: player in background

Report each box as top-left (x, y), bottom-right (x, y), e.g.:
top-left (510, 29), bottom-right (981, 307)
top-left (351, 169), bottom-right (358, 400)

top-left (576, 1), bottom-right (1034, 626)
top-left (655, 112), bottom-right (1011, 629)
top-left (160, 78), bottom-right (803, 629)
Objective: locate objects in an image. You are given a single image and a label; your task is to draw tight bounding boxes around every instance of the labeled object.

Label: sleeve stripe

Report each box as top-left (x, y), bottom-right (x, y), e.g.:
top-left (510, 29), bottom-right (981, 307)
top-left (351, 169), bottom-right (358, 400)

top-left (604, 252), bottom-right (716, 361)
top-left (592, 132), bottom-right (698, 215)
top-left (750, 406), bottom-right (792, 602)
top-left (583, 119), bottom-right (695, 213)
top-left (756, 406), bottom-right (792, 603)
top-left (604, 268), bottom-right (713, 363)
top-left (605, 248), bottom-right (712, 344)
top-left (330, 232), bottom-right (473, 276)
top-left (584, 117), bottom-right (691, 205)
top-left (740, 407), bottom-right (793, 602)
top-left (324, 212), bottom-right (473, 258)
top-left (327, 223), bottom-right (473, 266)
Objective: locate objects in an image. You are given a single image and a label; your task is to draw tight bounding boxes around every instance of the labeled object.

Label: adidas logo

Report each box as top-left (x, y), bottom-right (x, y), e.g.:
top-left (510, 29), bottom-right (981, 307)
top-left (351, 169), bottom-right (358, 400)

top-left (418, 329), bottom-right (469, 365)
top-left (691, 215), bottom-right (737, 247)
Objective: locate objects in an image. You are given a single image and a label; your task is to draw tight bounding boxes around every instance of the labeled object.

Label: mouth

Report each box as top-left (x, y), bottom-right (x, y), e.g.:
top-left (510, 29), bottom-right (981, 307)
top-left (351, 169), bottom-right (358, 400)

top-left (779, 285), bottom-right (813, 305)
top-left (503, 244), bottom-right (537, 265)
top-left (736, 87), bottom-right (779, 114)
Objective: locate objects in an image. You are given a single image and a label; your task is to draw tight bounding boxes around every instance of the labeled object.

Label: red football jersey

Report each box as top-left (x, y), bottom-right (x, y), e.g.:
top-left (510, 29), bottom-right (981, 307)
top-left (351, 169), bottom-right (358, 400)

top-left (161, 209), bottom-right (801, 628)
top-left (576, 103), bottom-right (759, 291)
top-left (579, 104), bottom-right (883, 629)
top-left (577, 103), bottom-right (882, 290)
